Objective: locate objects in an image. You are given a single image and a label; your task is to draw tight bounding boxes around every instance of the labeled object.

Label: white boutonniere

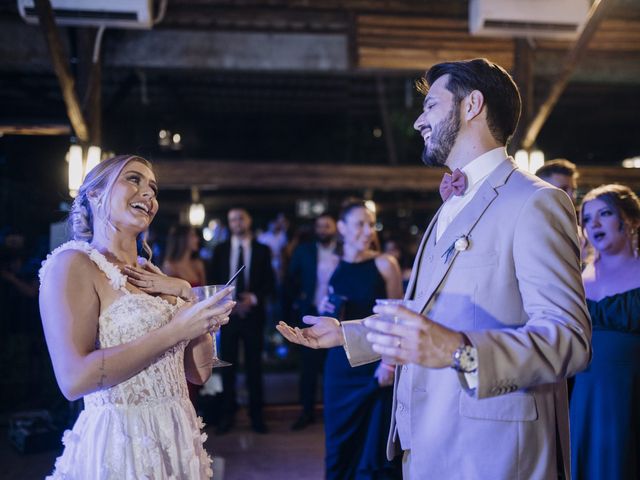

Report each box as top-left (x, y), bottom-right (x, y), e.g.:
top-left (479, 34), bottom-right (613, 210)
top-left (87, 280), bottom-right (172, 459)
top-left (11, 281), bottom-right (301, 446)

top-left (454, 236), bottom-right (469, 252)
top-left (442, 235), bottom-right (470, 264)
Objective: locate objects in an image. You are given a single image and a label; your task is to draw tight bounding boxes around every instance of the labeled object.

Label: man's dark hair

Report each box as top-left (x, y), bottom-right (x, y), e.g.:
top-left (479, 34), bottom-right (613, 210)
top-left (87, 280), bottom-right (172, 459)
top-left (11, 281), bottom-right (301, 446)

top-left (315, 213), bottom-right (335, 222)
top-left (228, 206), bottom-right (251, 216)
top-left (535, 159), bottom-right (579, 180)
top-left (417, 58), bottom-right (521, 146)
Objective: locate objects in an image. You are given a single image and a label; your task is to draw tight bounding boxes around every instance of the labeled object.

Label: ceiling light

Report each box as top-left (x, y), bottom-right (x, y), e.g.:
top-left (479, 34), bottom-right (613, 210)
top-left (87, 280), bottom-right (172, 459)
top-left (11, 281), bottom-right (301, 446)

top-left (66, 144), bottom-right (102, 198)
top-left (515, 149), bottom-right (545, 174)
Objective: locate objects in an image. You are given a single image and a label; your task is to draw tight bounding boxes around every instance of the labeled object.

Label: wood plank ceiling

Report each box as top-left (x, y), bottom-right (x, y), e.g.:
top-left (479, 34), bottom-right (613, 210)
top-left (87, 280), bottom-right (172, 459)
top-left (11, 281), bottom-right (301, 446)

top-left (1, 0), bottom-right (640, 218)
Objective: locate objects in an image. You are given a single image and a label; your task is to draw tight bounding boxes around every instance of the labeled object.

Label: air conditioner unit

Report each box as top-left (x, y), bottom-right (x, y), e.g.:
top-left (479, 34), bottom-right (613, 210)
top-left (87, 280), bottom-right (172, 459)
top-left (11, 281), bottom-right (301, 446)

top-left (469, 0), bottom-right (590, 40)
top-left (17, 0), bottom-right (154, 30)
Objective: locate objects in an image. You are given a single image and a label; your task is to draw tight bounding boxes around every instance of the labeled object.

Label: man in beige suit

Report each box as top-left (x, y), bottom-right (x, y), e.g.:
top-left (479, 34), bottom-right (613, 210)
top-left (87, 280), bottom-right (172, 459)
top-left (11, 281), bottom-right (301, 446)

top-left (277, 58), bottom-right (591, 479)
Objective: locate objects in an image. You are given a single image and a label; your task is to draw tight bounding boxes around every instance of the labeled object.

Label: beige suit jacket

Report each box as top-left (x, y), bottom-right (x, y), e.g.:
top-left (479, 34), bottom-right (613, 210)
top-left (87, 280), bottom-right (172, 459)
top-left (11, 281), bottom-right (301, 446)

top-left (342, 158), bottom-right (591, 479)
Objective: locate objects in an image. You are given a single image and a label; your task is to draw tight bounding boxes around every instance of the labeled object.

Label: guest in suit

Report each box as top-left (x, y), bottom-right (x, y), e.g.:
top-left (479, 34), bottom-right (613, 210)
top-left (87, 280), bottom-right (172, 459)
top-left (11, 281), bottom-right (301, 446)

top-left (535, 159), bottom-right (579, 205)
top-left (209, 207), bottom-right (275, 434)
top-left (286, 214), bottom-right (339, 430)
top-left (536, 159), bottom-right (589, 269)
top-left (278, 58), bottom-right (592, 479)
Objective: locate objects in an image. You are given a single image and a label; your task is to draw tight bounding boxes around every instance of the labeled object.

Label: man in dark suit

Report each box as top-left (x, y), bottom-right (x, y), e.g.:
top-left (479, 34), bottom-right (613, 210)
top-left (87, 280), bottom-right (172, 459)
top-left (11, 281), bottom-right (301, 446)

top-left (209, 207), bottom-right (275, 434)
top-left (286, 214), bottom-right (338, 430)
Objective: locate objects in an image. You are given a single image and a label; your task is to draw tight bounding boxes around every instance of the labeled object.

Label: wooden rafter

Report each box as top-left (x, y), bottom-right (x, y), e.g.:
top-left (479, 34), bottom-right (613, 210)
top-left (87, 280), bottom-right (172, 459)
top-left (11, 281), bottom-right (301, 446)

top-left (0, 124), bottom-right (71, 136)
top-left (153, 160), bottom-right (446, 191)
top-left (151, 161), bottom-right (640, 192)
top-left (34, 0), bottom-right (89, 142)
top-left (521, 0), bottom-right (616, 150)
top-left (509, 39), bottom-right (534, 153)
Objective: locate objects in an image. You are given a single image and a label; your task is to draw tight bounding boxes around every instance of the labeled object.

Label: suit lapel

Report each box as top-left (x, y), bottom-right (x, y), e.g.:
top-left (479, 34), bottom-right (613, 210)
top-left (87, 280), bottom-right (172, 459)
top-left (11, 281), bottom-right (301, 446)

top-left (416, 159), bottom-right (517, 314)
top-left (405, 207), bottom-right (442, 301)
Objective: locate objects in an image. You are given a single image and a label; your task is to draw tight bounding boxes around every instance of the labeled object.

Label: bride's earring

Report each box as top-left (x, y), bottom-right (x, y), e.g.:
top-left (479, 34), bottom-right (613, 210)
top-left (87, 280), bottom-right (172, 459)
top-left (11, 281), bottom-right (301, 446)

top-left (632, 229), bottom-right (639, 259)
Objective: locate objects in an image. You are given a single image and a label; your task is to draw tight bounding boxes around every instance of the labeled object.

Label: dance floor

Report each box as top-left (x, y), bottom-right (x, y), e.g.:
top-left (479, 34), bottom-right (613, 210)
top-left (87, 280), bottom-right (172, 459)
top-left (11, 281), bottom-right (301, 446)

top-left (0, 405), bottom-right (325, 479)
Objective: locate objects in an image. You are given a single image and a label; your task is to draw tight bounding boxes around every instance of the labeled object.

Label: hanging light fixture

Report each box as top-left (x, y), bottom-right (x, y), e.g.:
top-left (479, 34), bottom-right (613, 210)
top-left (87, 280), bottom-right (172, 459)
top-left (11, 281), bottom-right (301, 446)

top-left (515, 149), bottom-right (545, 174)
top-left (189, 187), bottom-right (205, 226)
top-left (85, 146), bottom-right (102, 175)
top-left (67, 145), bottom-right (84, 198)
top-left (67, 143), bottom-right (102, 197)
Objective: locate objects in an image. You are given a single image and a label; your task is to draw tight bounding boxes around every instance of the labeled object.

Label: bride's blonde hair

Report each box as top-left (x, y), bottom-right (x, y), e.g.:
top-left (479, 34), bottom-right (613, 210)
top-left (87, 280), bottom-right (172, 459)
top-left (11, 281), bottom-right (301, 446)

top-left (68, 154), bottom-right (154, 259)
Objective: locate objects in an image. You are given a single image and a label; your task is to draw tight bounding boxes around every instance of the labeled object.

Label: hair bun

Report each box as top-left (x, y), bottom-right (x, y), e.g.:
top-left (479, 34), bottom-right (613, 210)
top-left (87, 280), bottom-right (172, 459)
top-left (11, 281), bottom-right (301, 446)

top-left (69, 195), bottom-right (93, 242)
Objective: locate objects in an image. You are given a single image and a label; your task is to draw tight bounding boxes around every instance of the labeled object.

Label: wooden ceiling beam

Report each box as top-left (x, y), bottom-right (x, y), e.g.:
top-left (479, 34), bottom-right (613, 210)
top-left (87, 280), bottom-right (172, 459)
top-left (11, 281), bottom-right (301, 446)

top-left (579, 166), bottom-right (640, 190)
top-left (167, 0), bottom-right (467, 16)
top-left (161, 7), bottom-right (348, 33)
top-left (509, 38), bottom-right (534, 153)
top-left (152, 160), bottom-right (446, 191)
top-left (521, 0), bottom-right (616, 150)
top-left (0, 124), bottom-right (71, 136)
top-left (152, 160), bottom-right (640, 192)
top-left (33, 0), bottom-right (89, 142)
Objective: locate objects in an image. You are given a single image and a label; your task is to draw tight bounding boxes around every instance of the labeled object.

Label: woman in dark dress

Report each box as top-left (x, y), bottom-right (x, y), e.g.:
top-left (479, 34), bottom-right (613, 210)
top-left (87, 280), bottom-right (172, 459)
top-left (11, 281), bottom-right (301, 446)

top-left (320, 199), bottom-right (403, 480)
top-left (571, 184), bottom-right (640, 479)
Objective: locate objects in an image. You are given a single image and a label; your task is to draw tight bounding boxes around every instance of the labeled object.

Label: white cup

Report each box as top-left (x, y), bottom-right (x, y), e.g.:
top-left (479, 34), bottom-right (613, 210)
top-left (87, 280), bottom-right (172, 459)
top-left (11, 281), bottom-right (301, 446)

top-left (191, 284), bottom-right (232, 303)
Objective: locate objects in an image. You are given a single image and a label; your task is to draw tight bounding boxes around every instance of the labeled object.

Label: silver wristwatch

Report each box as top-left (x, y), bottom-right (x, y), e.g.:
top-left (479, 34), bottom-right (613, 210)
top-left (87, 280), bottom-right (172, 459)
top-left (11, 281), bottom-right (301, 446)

top-left (452, 344), bottom-right (478, 374)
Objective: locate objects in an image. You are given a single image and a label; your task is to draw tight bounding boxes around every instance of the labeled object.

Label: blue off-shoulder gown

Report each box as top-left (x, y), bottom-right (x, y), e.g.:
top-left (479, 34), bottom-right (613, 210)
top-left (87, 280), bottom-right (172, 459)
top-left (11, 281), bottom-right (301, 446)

top-left (570, 288), bottom-right (640, 480)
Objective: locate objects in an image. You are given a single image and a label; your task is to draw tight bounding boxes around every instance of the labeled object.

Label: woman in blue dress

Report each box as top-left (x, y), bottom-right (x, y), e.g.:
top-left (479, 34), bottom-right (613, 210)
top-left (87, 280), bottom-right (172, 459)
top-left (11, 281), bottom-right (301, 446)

top-left (319, 198), bottom-right (403, 480)
top-left (571, 184), bottom-right (640, 479)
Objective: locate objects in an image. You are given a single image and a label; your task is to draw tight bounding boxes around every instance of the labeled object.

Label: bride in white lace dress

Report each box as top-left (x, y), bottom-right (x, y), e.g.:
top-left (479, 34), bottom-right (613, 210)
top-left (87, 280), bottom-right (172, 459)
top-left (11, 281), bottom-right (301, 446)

top-left (39, 155), bottom-right (234, 479)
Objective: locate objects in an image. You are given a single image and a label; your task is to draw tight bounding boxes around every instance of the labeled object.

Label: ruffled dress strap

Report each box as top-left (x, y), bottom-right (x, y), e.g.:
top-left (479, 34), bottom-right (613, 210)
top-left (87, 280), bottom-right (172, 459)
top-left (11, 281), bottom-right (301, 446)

top-left (39, 240), bottom-right (129, 293)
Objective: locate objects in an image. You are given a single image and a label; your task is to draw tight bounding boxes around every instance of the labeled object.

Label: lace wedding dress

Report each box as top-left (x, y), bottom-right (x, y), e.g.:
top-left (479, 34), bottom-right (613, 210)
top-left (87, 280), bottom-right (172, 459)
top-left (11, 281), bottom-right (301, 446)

top-left (39, 241), bottom-right (213, 479)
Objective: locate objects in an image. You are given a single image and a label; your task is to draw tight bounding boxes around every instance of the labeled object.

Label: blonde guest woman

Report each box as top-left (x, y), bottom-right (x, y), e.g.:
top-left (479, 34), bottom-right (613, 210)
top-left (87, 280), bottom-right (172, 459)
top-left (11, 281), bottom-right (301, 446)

top-left (39, 155), bottom-right (234, 479)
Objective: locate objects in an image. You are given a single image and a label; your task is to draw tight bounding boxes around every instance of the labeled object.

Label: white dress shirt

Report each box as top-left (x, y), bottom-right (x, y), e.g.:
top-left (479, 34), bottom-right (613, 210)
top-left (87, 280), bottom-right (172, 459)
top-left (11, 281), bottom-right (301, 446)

top-left (230, 236), bottom-right (255, 303)
top-left (435, 147), bottom-right (508, 389)
top-left (436, 147), bottom-right (508, 242)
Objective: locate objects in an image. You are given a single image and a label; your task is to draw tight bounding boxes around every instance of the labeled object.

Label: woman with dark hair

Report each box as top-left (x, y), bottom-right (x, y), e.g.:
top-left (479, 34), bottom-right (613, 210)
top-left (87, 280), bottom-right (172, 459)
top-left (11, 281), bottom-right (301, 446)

top-left (39, 155), bottom-right (234, 478)
top-left (163, 225), bottom-right (206, 287)
top-left (571, 184), bottom-right (640, 479)
top-left (320, 198), bottom-right (403, 480)
top-left (162, 225), bottom-right (208, 406)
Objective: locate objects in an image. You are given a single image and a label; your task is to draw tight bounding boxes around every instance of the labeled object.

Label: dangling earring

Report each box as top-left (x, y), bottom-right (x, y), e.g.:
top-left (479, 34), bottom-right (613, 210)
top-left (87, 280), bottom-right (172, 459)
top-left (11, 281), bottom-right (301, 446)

top-left (632, 229), bottom-right (639, 259)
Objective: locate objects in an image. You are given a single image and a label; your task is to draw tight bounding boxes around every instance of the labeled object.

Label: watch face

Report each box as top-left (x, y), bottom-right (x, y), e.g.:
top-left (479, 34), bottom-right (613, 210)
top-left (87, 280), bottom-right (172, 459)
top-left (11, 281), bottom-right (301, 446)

top-left (454, 345), bottom-right (478, 373)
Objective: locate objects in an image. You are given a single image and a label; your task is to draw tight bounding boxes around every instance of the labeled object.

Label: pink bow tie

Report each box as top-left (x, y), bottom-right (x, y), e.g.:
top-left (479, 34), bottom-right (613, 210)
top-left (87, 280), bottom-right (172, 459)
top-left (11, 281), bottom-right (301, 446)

top-left (439, 169), bottom-right (468, 201)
